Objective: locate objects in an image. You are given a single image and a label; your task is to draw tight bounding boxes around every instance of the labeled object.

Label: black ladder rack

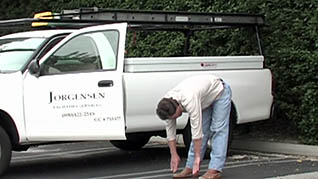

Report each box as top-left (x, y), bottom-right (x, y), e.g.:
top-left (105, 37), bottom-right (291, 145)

top-left (0, 8), bottom-right (265, 55)
top-left (59, 8), bottom-right (265, 26)
top-left (0, 8), bottom-right (264, 30)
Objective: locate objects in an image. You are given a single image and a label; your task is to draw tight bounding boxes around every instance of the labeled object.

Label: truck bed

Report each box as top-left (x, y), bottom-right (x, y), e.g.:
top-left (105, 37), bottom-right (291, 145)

top-left (122, 55), bottom-right (272, 133)
top-left (124, 56), bottom-right (264, 72)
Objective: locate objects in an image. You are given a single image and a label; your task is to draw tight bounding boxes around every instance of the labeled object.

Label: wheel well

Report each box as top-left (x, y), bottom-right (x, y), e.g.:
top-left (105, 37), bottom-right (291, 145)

top-left (0, 110), bottom-right (20, 147)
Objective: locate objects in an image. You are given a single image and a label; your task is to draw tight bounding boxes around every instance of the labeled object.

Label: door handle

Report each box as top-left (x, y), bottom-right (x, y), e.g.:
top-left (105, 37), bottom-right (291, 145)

top-left (98, 80), bottom-right (113, 87)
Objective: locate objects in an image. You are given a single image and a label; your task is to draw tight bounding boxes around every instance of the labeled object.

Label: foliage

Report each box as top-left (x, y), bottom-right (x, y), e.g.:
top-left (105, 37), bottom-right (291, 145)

top-left (126, 31), bottom-right (185, 57)
top-left (259, 1), bottom-right (318, 145)
top-left (0, 0), bottom-right (317, 144)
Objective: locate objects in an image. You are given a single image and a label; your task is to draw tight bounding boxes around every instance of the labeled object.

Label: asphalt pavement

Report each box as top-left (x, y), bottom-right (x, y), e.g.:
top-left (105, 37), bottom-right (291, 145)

top-left (5, 138), bottom-right (318, 179)
top-left (231, 135), bottom-right (318, 179)
top-left (150, 135), bottom-right (318, 179)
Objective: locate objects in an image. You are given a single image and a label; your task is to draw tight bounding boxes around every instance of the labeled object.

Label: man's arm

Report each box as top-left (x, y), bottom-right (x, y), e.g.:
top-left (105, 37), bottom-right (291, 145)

top-left (168, 139), bottom-right (180, 173)
top-left (183, 93), bottom-right (203, 174)
top-left (192, 138), bottom-right (202, 174)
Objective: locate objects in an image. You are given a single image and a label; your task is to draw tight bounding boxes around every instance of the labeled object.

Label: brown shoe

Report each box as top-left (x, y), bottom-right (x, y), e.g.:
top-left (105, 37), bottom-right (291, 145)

top-left (199, 170), bottom-right (221, 179)
top-left (173, 167), bottom-right (199, 178)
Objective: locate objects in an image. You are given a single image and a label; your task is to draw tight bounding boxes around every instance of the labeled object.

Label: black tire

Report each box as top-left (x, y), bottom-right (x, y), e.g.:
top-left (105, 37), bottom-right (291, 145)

top-left (0, 126), bottom-right (12, 176)
top-left (182, 107), bottom-right (237, 154)
top-left (227, 106), bottom-right (237, 151)
top-left (182, 121), bottom-right (192, 151)
top-left (110, 134), bottom-right (150, 151)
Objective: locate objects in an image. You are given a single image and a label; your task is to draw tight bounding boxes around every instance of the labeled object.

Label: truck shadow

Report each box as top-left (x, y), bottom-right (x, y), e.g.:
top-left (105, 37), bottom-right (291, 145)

top-left (3, 143), bottom-right (189, 179)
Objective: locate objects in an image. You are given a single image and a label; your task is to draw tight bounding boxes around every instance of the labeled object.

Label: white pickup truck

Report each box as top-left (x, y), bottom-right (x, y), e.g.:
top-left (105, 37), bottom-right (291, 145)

top-left (0, 10), bottom-right (273, 175)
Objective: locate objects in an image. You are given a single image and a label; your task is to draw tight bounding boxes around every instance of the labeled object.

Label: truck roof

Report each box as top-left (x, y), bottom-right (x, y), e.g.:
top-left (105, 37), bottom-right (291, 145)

top-left (0, 29), bottom-right (74, 39)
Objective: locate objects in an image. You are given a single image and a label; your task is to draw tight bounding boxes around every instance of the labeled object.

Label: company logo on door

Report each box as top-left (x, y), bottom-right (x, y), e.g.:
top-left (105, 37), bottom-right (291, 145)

top-left (49, 91), bottom-right (106, 104)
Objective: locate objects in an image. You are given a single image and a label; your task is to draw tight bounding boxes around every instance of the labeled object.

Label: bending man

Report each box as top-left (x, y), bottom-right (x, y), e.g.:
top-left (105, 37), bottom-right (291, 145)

top-left (156, 74), bottom-right (232, 179)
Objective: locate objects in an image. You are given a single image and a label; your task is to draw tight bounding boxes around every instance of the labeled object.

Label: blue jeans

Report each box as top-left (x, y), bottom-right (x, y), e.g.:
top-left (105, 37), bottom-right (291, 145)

top-left (185, 82), bottom-right (232, 171)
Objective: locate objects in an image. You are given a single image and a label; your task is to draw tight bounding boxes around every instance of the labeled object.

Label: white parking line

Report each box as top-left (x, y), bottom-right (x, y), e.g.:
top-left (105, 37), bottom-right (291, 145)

top-left (12, 146), bottom-right (117, 162)
top-left (89, 168), bottom-right (171, 179)
top-left (225, 159), bottom-right (300, 169)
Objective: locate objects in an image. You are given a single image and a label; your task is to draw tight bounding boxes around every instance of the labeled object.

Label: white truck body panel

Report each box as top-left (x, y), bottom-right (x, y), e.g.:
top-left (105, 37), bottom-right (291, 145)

top-left (124, 56), bottom-right (264, 72)
top-left (23, 72), bottom-right (126, 141)
top-left (23, 23), bottom-right (128, 141)
top-left (124, 68), bottom-right (272, 133)
top-left (0, 72), bottom-right (27, 141)
top-left (124, 56), bottom-right (272, 132)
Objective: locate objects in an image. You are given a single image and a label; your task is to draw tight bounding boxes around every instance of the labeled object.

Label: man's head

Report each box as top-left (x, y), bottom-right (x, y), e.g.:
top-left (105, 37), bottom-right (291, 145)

top-left (156, 98), bottom-right (182, 120)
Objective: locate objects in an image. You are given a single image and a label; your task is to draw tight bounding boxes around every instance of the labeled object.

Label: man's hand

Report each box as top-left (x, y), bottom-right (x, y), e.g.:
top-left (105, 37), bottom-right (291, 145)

top-left (170, 154), bottom-right (181, 173)
top-left (193, 156), bottom-right (200, 175)
top-left (168, 140), bottom-right (179, 173)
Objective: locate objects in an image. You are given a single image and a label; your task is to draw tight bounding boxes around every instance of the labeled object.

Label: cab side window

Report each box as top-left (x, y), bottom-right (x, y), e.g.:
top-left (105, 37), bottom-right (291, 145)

top-left (41, 31), bottom-right (119, 75)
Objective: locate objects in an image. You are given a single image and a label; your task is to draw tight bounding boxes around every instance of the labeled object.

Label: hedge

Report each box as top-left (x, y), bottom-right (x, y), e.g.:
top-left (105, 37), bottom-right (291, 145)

top-left (0, 0), bottom-right (317, 144)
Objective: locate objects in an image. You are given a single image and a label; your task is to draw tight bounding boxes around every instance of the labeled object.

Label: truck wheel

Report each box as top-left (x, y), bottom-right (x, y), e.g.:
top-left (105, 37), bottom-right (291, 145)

top-left (182, 121), bottom-right (192, 151)
top-left (182, 107), bottom-right (237, 154)
top-left (0, 126), bottom-right (12, 176)
top-left (227, 107), bottom-right (237, 153)
top-left (110, 134), bottom-right (150, 151)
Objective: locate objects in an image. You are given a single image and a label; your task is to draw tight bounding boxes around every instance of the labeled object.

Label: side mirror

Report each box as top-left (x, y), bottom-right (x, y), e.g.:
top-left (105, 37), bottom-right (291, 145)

top-left (28, 60), bottom-right (40, 76)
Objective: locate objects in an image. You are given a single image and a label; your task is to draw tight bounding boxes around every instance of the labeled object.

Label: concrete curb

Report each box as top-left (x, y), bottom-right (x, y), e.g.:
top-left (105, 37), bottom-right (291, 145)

top-left (231, 138), bottom-right (318, 157)
top-left (266, 172), bottom-right (318, 179)
top-left (150, 136), bottom-right (318, 157)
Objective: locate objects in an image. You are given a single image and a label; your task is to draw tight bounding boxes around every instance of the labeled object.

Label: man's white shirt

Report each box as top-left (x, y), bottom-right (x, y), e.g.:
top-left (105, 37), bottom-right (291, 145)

top-left (164, 75), bottom-right (224, 141)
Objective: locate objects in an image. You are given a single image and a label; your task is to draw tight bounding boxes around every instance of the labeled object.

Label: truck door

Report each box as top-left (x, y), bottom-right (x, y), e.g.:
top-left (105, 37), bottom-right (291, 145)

top-left (23, 23), bottom-right (127, 141)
